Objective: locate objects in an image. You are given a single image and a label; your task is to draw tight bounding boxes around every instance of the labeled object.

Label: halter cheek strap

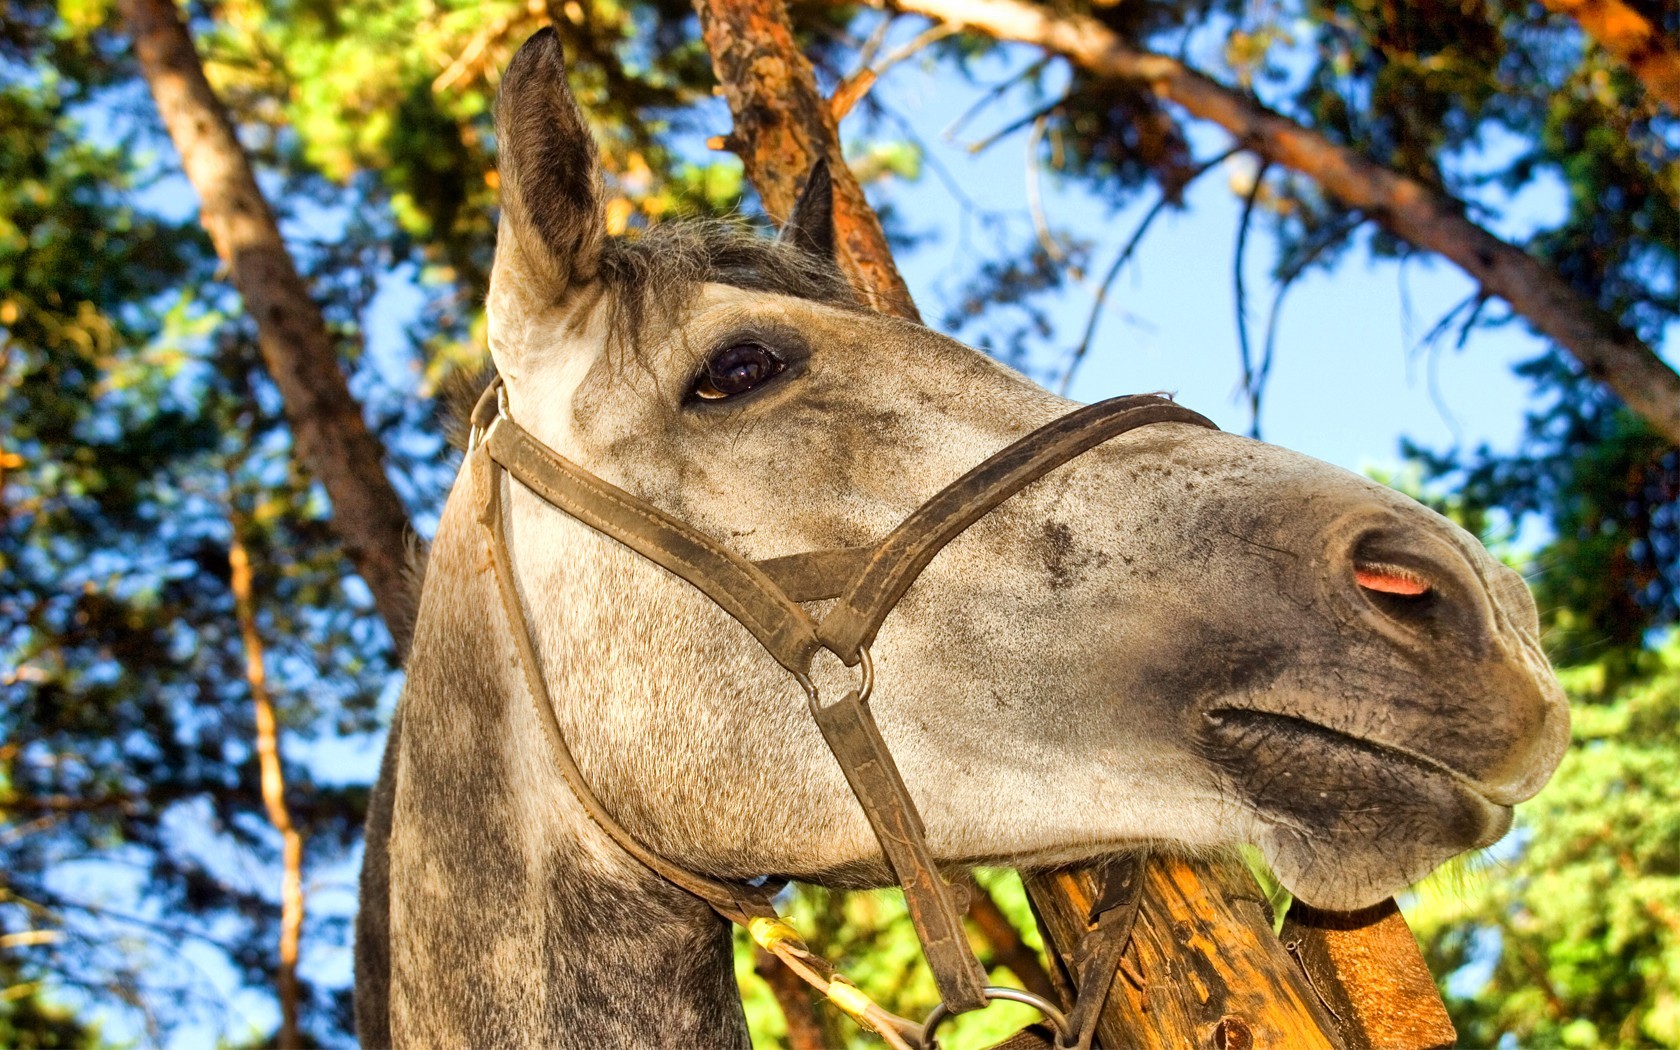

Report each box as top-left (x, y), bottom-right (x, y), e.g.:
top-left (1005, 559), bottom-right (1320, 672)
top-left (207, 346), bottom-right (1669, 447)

top-left (470, 377), bottom-right (1217, 1040)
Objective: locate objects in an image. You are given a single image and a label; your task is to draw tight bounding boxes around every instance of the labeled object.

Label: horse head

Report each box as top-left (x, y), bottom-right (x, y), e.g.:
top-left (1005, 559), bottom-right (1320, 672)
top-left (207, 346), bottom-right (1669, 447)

top-left (361, 28), bottom-right (1567, 1045)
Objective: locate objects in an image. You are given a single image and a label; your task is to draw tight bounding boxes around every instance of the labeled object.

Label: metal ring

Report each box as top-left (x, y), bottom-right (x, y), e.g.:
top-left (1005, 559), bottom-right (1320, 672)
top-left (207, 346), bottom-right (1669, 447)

top-left (920, 987), bottom-right (1073, 1049)
top-left (855, 645), bottom-right (875, 703)
top-left (795, 644), bottom-right (875, 711)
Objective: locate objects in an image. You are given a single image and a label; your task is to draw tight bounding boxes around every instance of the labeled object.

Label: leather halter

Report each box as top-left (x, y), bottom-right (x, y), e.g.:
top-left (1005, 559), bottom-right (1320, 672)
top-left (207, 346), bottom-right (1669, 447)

top-left (469, 377), bottom-right (1216, 1041)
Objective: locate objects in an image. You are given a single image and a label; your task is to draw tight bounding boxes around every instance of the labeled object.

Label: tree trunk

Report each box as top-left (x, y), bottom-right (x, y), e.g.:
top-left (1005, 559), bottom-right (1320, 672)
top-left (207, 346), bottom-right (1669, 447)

top-left (693, 0), bottom-right (922, 321)
top-left (120, 0), bottom-right (417, 653)
top-left (886, 0), bottom-right (1680, 446)
top-left (1541, 0), bottom-right (1680, 115)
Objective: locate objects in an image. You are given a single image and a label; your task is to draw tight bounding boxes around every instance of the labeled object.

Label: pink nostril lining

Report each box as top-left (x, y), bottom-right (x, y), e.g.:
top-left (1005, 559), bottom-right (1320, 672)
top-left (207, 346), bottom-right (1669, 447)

top-left (1355, 564), bottom-right (1432, 597)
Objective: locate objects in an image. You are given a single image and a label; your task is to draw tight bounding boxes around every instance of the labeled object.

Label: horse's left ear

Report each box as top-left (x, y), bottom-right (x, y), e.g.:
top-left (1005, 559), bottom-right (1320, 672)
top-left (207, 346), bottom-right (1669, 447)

top-left (779, 159), bottom-right (837, 264)
top-left (490, 29), bottom-right (605, 330)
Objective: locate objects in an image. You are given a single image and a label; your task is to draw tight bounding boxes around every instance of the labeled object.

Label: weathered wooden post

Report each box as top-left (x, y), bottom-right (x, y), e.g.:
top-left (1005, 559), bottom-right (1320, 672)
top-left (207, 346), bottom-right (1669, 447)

top-left (688, 2), bottom-right (1457, 1044)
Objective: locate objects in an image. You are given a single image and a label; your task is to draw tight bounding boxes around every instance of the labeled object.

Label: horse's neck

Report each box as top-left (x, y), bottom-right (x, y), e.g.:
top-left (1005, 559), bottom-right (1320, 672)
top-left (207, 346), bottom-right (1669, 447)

top-left (382, 467), bottom-right (749, 1047)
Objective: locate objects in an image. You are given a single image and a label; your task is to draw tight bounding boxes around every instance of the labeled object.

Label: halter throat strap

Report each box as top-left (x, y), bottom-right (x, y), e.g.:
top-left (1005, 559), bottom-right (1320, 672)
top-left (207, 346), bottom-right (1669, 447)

top-left (470, 377), bottom-right (1216, 1018)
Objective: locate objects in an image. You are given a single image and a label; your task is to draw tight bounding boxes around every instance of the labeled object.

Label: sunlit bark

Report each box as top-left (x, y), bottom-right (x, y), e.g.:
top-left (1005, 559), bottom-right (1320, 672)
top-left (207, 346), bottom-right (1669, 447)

top-left (1542, 0), bottom-right (1680, 114)
top-left (693, 0), bottom-right (922, 320)
top-left (229, 524), bottom-right (306, 1049)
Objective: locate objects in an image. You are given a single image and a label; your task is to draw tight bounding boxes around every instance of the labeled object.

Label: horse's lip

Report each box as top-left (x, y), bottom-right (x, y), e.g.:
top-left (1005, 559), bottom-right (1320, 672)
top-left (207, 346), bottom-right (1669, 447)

top-left (1202, 707), bottom-right (1502, 807)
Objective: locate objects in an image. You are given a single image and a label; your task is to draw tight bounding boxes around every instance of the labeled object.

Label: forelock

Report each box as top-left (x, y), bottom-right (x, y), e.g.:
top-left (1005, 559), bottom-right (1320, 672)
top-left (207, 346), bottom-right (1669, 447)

top-left (594, 219), bottom-right (863, 355)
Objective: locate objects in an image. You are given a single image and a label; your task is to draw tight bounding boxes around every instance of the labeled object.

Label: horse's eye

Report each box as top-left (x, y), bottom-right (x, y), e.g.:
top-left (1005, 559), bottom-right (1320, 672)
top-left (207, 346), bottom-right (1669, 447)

top-left (692, 343), bottom-right (786, 401)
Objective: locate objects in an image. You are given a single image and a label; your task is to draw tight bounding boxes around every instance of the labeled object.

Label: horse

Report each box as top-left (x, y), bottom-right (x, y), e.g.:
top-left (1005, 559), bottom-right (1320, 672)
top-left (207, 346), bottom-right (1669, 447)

top-left (354, 28), bottom-right (1568, 1048)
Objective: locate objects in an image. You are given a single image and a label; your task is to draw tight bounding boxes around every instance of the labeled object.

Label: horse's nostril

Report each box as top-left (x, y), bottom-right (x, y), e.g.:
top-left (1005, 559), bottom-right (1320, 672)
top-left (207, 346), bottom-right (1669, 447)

top-left (1354, 563), bottom-right (1432, 599)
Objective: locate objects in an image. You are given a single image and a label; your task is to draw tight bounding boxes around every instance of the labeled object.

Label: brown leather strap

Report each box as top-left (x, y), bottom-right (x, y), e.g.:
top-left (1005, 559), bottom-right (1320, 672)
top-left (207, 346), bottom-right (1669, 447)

top-left (480, 450), bottom-right (778, 926)
top-left (755, 546), bottom-right (870, 602)
top-left (811, 687), bottom-right (989, 1011)
top-left (815, 396), bottom-right (1217, 663)
top-left (477, 386), bottom-right (1219, 1022)
top-left (1064, 854), bottom-right (1147, 1050)
top-left (483, 419), bottom-right (824, 675)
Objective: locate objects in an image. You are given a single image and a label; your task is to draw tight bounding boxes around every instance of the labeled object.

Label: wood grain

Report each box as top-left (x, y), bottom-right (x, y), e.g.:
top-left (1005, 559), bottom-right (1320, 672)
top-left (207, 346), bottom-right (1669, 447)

top-left (1028, 856), bottom-right (1345, 1049)
top-left (1280, 900), bottom-right (1456, 1050)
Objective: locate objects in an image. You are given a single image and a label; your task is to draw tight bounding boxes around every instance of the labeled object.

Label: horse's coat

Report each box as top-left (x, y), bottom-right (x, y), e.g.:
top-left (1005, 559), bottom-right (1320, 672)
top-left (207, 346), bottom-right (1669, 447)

top-left (355, 28), bottom-right (1568, 1048)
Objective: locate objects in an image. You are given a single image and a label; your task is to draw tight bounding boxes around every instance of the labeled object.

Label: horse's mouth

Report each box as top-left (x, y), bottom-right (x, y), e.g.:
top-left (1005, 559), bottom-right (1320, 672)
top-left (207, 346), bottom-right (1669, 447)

top-left (1201, 707), bottom-right (1511, 850)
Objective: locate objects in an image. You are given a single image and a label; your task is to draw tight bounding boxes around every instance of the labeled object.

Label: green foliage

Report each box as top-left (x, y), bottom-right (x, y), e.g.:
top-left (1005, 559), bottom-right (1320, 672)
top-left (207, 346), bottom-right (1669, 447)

top-left (737, 872), bottom-right (1047, 1049)
top-left (0, 3), bottom-right (423, 1041)
top-left (1410, 637), bottom-right (1680, 1047)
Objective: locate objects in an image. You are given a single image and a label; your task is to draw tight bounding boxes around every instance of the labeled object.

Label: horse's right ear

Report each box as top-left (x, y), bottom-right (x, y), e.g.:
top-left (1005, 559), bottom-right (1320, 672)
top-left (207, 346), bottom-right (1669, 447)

top-left (490, 29), bottom-right (605, 321)
top-left (779, 159), bottom-right (837, 264)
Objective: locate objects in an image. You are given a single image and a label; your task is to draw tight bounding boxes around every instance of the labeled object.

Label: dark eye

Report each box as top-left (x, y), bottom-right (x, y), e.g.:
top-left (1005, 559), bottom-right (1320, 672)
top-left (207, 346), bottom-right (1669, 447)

top-left (691, 342), bottom-right (786, 401)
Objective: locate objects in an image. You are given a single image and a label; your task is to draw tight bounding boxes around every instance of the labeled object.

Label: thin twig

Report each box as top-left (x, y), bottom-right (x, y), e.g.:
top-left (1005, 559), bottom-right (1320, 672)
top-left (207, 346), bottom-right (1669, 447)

top-left (432, 11), bottom-right (518, 93)
top-left (872, 21), bottom-right (963, 79)
top-left (855, 11), bottom-right (896, 70)
top-left (836, 13), bottom-right (967, 120)
top-left (1234, 158), bottom-right (1272, 437)
top-left (1060, 148), bottom-right (1241, 395)
top-left (228, 512), bottom-right (307, 1049)
top-left (942, 55), bottom-right (1051, 142)
top-left (871, 100), bottom-right (1015, 277)
top-left (1025, 114), bottom-right (1063, 262)
top-left (1251, 210), bottom-right (1364, 432)
top-left (963, 93), bottom-right (1065, 155)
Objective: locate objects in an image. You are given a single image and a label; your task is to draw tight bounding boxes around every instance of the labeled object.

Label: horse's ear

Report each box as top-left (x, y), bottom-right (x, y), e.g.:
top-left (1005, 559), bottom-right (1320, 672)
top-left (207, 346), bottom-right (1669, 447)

top-left (490, 29), bottom-right (605, 320)
top-left (779, 159), bottom-right (837, 264)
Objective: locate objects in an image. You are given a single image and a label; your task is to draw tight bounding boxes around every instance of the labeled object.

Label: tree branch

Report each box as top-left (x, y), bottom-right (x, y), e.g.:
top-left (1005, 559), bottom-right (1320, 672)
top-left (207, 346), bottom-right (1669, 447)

top-left (693, 0), bottom-right (922, 320)
top-left (229, 516), bottom-right (306, 1049)
top-left (120, 0), bottom-right (417, 652)
top-left (1541, 0), bottom-right (1680, 114)
top-left (885, 0), bottom-right (1680, 444)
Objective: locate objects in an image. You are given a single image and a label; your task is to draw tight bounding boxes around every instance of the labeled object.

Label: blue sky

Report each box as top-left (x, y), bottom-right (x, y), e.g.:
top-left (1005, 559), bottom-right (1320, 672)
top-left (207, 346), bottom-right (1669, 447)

top-left (856, 36), bottom-right (1562, 477)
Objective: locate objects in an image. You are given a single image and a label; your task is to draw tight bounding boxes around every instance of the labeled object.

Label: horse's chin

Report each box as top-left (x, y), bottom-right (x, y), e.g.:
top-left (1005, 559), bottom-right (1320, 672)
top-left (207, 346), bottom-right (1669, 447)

top-left (1203, 707), bottom-right (1515, 911)
top-left (1260, 800), bottom-right (1512, 911)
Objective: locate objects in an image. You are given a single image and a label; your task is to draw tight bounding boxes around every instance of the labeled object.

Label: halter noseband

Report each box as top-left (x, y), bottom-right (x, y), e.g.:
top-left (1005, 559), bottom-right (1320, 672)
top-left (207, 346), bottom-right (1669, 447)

top-left (468, 377), bottom-right (1216, 1047)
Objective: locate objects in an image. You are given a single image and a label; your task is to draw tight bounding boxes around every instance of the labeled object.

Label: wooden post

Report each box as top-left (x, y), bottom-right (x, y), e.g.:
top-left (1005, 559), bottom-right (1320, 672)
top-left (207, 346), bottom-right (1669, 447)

top-left (1279, 901), bottom-right (1456, 1050)
top-left (1027, 856), bottom-right (1344, 1050)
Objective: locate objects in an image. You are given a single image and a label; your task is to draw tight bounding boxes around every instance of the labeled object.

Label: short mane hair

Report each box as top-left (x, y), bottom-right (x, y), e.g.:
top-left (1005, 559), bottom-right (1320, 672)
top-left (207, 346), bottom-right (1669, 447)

top-left (593, 218), bottom-right (863, 349)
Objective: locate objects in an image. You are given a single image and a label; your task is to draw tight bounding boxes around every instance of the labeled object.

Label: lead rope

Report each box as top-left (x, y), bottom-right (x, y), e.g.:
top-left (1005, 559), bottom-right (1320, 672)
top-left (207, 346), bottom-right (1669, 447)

top-left (476, 446), bottom-right (923, 1049)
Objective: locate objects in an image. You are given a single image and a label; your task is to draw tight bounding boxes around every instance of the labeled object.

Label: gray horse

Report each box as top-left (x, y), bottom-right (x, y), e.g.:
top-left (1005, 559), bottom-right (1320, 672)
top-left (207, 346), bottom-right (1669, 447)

top-left (355, 28), bottom-right (1568, 1048)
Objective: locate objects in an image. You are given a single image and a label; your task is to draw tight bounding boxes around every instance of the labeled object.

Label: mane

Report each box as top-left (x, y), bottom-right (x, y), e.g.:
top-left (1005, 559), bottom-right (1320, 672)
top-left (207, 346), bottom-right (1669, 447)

top-left (595, 218), bottom-right (862, 345)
